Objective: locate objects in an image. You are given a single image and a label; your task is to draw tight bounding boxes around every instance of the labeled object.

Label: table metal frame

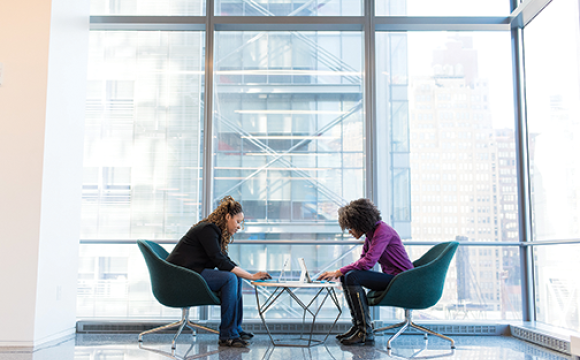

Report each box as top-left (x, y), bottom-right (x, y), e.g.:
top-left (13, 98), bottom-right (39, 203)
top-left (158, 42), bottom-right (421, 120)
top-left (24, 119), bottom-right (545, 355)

top-left (252, 281), bottom-right (342, 347)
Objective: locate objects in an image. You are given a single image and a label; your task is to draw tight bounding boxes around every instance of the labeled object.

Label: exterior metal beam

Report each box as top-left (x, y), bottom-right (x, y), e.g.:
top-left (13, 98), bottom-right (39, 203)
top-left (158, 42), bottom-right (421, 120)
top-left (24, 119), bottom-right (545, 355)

top-left (511, 0), bottom-right (554, 28)
top-left (90, 16), bottom-right (205, 31)
top-left (364, 0), bottom-right (376, 204)
top-left (202, 0), bottom-right (215, 218)
top-left (90, 15), bottom-right (515, 32)
top-left (512, 27), bottom-right (535, 323)
top-left (199, 0), bottom-right (216, 323)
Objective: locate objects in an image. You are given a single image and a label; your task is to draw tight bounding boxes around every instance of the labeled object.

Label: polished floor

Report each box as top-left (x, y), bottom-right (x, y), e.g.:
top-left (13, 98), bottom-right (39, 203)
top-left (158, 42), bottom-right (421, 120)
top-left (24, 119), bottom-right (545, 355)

top-left (0, 333), bottom-right (573, 360)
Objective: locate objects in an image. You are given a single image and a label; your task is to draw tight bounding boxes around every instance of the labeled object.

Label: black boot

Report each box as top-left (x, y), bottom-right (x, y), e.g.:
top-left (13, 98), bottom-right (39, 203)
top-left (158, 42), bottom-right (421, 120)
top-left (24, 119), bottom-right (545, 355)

top-left (340, 286), bottom-right (374, 346)
top-left (336, 325), bottom-right (358, 341)
top-left (336, 285), bottom-right (358, 340)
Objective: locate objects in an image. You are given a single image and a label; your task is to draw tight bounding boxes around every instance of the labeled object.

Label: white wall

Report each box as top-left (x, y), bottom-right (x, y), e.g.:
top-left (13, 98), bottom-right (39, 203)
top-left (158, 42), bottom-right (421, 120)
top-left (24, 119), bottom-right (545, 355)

top-left (0, 0), bottom-right (89, 349)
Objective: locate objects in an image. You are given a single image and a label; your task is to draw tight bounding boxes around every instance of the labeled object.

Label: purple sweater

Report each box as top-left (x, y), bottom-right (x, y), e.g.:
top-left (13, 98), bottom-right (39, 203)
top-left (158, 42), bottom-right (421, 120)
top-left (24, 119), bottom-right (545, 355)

top-left (339, 221), bottom-right (414, 276)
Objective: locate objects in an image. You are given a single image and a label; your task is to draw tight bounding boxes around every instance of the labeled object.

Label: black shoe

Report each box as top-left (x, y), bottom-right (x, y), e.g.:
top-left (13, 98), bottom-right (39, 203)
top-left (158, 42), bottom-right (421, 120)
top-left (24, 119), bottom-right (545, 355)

top-left (218, 337), bottom-right (249, 347)
top-left (239, 331), bottom-right (254, 340)
top-left (336, 326), bottom-right (357, 340)
top-left (340, 328), bottom-right (375, 346)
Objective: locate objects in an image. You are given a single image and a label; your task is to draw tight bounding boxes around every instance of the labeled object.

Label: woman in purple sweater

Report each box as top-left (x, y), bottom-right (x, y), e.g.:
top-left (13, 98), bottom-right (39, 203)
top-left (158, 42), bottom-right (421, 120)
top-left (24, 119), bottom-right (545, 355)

top-left (319, 198), bottom-right (414, 345)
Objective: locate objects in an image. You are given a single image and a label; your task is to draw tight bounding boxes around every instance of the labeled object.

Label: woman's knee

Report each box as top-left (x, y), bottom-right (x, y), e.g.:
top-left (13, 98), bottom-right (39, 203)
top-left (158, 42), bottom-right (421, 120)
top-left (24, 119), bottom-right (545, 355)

top-left (235, 275), bottom-right (243, 292)
top-left (221, 272), bottom-right (238, 290)
top-left (226, 272), bottom-right (238, 283)
top-left (343, 270), bottom-right (363, 286)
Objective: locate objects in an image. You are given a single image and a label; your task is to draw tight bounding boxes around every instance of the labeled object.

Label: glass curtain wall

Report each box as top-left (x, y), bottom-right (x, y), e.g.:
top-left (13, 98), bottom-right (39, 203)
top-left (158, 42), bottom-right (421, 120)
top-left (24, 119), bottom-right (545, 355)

top-left (524, 0), bottom-right (580, 332)
top-left (79, 0), bottom-right (580, 334)
top-left (211, 30), bottom-right (364, 320)
top-left (80, 30), bottom-right (205, 318)
top-left (376, 32), bottom-right (521, 321)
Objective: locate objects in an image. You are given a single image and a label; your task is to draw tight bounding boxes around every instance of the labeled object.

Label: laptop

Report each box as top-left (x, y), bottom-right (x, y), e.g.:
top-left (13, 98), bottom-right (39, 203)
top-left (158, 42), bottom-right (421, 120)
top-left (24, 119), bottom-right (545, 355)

top-left (298, 258), bottom-right (330, 284)
top-left (254, 257), bottom-right (291, 283)
top-left (278, 257), bottom-right (290, 282)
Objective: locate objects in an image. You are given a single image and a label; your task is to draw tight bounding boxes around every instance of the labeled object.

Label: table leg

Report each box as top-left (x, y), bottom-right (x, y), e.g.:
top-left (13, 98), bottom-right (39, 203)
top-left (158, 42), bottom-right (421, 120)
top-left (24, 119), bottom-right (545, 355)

top-left (254, 285), bottom-right (342, 347)
top-left (254, 285), bottom-right (286, 346)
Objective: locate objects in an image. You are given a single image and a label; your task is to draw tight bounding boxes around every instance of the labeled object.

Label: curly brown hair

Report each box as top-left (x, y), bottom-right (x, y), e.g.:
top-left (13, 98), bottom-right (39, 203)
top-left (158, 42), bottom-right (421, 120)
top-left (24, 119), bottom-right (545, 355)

top-left (196, 196), bottom-right (243, 253)
top-left (338, 198), bottom-right (382, 235)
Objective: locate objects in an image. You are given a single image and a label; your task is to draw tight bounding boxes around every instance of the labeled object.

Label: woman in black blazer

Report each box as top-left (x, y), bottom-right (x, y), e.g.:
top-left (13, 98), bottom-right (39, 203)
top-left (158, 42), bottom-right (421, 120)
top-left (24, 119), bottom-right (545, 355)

top-left (167, 196), bottom-right (270, 347)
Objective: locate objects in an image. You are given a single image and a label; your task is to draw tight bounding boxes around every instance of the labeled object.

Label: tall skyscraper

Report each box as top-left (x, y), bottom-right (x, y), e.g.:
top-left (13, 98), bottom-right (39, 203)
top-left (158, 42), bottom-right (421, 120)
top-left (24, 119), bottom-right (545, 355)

top-left (408, 35), bottom-right (520, 319)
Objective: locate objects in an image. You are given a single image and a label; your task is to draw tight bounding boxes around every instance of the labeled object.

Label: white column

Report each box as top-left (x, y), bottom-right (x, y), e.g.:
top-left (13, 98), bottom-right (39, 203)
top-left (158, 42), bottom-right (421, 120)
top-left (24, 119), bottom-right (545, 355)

top-left (0, 0), bottom-right (89, 349)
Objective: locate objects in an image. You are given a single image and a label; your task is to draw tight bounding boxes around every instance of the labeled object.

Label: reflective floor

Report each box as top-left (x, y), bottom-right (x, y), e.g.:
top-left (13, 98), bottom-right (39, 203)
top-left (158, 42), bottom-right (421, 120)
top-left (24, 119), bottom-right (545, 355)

top-left (0, 333), bottom-right (572, 360)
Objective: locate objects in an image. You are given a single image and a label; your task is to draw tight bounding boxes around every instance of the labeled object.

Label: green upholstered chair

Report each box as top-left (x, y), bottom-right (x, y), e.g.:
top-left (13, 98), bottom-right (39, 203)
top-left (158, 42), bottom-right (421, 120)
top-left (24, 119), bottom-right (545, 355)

top-left (137, 240), bottom-right (220, 349)
top-left (368, 241), bottom-right (459, 349)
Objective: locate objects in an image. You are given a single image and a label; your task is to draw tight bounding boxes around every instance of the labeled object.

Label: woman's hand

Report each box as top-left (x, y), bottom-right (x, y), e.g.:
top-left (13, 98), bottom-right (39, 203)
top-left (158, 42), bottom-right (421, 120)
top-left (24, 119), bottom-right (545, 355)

top-left (251, 271), bottom-right (272, 281)
top-left (317, 270), bottom-right (343, 281)
top-left (231, 267), bottom-right (271, 281)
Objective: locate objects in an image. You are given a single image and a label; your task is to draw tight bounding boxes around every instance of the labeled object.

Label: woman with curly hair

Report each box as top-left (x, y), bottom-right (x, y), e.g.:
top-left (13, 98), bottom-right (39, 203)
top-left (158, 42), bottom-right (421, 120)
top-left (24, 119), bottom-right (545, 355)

top-left (167, 196), bottom-right (271, 347)
top-left (318, 198), bottom-right (413, 346)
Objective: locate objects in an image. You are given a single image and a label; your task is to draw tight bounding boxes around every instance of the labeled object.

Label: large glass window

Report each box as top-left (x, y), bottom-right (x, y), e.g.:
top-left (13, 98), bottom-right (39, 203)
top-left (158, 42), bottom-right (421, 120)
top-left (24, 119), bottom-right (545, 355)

top-left (525, 0), bottom-right (580, 243)
top-left (534, 244), bottom-right (580, 332)
top-left (79, 31), bottom-right (205, 317)
top-left (78, 244), bottom-right (186, 319)
top-left (83, 31), bottom-right (205, 240)
top-left (376, 32), bottom-right (521, 320)
top-left (79, 0), bottom-right (580, 334)
top-left (213, 31), bottom-right (365, 225)
top-left (524, 0), bottom-right (580, 332)
top-left (210, 31), bottom-right (365, 320)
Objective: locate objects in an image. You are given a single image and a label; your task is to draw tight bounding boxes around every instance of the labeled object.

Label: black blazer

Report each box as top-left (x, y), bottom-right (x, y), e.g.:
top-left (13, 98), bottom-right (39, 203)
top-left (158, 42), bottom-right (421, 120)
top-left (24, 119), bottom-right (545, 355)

top-left (166, 222), bottom-right (237, 273)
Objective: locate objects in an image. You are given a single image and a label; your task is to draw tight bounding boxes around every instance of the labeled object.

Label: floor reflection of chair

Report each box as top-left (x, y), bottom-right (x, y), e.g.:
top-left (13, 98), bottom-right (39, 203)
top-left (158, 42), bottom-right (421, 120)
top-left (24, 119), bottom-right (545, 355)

top-left (376, 346), bottom-right (455, 359)
top-left (138, 341), bottom-right (221, 360)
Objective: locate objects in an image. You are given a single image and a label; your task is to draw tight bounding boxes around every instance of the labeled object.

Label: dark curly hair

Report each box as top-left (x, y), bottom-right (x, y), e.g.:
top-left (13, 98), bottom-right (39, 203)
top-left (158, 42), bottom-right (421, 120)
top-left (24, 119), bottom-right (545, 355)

top-left (195, 196), bottom-right (243, 253)
top-left (338, 198), bottom-right (382, 235)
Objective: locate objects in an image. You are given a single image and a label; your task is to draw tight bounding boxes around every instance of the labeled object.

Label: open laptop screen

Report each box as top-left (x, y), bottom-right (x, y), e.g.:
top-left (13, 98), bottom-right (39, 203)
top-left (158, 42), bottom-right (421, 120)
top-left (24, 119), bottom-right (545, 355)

top-left (298, 258), bottom-right (312, 283)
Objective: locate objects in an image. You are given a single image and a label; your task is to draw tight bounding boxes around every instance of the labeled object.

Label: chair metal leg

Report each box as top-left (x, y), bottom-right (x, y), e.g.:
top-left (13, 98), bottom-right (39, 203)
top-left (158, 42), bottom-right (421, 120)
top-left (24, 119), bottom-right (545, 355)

top-left (373, 309), bottom-right (455, 349)
top-left (410, 322), bottom-right (455, 349)
top-left (185, 323), bottom-right (197, 336)
top-left (172, 316), bottom-right (189, 349)
top-left (386, 320), bottom-right (410, 349)
top-left (138, 319), bottom-right (183, 342)
top-left (186, 320), bottom-right (219, 334)
top-left (138, 307), bottom-right (218, 349)
top-left (374, 320), bottom-right (408, 333)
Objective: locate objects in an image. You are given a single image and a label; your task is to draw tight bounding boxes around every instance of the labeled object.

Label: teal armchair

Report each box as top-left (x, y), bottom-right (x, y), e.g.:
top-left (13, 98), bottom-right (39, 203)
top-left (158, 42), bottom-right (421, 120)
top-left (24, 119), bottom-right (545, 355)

top-left (137, 240), bottom-right (220, 349)
top-left (368, 241), bottom-right (459, 349)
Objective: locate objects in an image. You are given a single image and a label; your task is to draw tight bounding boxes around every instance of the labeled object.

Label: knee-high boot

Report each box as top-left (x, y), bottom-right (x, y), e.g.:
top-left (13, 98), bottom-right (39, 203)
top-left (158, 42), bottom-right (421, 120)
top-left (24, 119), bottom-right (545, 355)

top-left (336, 285), bottom-right (358, 340)
top-left (340, 286), bottom-right (374, 345)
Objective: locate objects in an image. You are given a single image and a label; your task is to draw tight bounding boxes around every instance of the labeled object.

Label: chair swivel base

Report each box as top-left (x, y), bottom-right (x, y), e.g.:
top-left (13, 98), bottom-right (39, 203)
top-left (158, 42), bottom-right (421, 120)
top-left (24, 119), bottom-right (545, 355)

top-left (138, 308), bottom-right (219, 349)
top-left (374, 309), bottom-right (455, 349)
